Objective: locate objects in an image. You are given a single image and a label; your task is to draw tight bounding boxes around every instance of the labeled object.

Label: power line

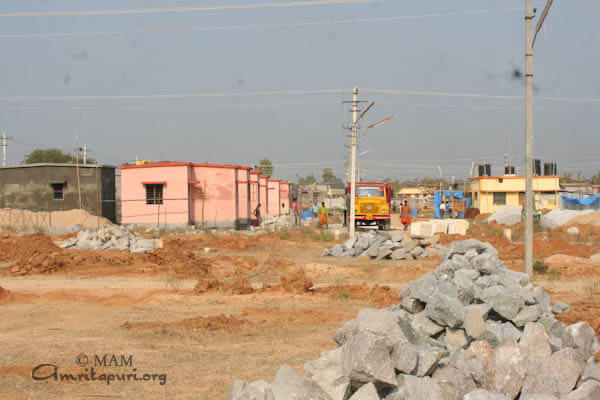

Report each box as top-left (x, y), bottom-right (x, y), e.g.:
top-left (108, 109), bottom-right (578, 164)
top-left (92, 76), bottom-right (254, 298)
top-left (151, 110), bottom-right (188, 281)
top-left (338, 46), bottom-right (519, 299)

top-left (363, 88), bottom-right (600, 104)
top-left (0, 8), bottom-right (524, 39)
top-left (0, 0), bottom-right (378, 18)
top-left (2, 87), bottom-right (599, 104)
top-left (0, 88), bottom-right (345, 102)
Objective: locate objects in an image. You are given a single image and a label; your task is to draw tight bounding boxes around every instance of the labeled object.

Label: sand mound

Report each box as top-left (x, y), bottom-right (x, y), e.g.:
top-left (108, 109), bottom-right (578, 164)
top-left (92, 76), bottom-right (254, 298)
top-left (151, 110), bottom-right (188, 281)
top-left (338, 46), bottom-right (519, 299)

top-left (279, 269), bottom-right (313, 293)
top-left (569, 211), bottom-right (600, 227)
top-left (0, 234), bottom-right (70, 275)
top-left (193, 277), bottom-right (254, 295)
top-left (0, 286), bottom-right (10, 301)
top-left (0, 208), bottom-right (114, 232)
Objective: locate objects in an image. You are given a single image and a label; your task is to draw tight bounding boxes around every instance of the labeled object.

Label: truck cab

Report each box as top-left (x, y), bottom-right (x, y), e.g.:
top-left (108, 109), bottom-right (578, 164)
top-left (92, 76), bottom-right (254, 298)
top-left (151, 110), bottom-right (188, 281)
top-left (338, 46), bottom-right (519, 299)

top-left (347, 182), bottom-right (392, 230)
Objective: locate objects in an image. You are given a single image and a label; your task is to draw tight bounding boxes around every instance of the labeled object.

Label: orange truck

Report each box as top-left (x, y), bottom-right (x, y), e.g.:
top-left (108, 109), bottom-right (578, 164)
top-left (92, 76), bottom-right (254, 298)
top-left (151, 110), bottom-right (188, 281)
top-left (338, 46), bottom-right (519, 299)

top-left (347, 182), bottom-right (393, 230)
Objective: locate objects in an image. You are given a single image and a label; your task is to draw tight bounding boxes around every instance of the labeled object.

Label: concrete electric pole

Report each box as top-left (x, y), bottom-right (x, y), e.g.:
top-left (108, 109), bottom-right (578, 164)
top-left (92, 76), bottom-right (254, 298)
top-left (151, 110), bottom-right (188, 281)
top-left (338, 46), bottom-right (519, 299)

top-left (349, 87), bottom-right (358, 238)
top-left (524, 0), bottom-right (553, 277)
top-left (524, 0), bottom-right (534, 277)
top-left (1, 131), bottom-right (12, 167)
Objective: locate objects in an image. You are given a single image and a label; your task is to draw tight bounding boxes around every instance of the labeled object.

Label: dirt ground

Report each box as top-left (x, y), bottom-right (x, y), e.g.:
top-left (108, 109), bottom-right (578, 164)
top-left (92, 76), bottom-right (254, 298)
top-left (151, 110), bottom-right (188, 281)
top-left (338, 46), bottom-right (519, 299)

top-left (0, 219), bottom-right (599, 399)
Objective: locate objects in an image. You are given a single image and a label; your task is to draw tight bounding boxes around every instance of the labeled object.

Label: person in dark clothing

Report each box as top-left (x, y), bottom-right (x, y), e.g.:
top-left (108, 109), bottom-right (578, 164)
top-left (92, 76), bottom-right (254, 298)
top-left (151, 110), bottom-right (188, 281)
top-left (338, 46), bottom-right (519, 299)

top-left (254, 203), bottom-right (262, 225)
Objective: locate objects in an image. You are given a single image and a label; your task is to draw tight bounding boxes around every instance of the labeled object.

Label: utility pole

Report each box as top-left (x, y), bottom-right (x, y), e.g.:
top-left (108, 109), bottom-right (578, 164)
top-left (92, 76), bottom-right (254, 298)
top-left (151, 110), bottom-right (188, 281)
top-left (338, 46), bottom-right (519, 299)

top-left (349, 87), bottom-right (358, 238)
top-left (1, 131), bottom-right (13, 167)
top-left (524, 0), bottom-right (534, 277)
top-left (524, 0), bottom-right (553, 277)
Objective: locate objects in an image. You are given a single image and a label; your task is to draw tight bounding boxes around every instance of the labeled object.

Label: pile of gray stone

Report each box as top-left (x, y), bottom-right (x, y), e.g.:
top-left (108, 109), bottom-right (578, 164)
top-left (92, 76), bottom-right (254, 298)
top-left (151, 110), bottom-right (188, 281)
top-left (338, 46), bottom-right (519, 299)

top-left (323, 230), bottom-right (442, 261)
top-left (228, 239), bottom-right (600, 400)
top-left (253, 215), bottom-right (295, 231)
top-left (59, 225), bottom-right (162, 253)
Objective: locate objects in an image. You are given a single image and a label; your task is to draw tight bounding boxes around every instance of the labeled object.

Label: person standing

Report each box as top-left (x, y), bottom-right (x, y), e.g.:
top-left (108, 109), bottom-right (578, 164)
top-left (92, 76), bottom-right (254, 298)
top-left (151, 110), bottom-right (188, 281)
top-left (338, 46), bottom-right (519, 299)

top-left (318, 201), bottom-right (328, 228)
top-left (439, 201), bottom-right (446, 219)
top-left (343, 204), bottom-right (348, 227)
top-left (312, 203), bottom-right (318, 220)
top-left (253, 203), bottom-right (262, 225)
top-left (400, 200), bottom-right (412, 231)
top-left (292, 198), bottom-right (300, 225)
top-left (446, 201), bottom-right (453, 219)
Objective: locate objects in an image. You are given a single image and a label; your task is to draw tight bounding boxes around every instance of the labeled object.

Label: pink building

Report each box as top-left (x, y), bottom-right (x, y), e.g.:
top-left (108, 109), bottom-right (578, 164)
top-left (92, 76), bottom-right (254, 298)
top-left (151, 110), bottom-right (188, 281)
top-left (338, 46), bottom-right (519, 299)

top-left (259, 175), bottom-right (269, 215)
top-left (268, 179), bottom-right (281, 217)
top-left (280, 182), bottom-right (291, 215)
top-left (120, 162), bottom-right (255, 229)
top-left (249, 171), bottom-right (260, 219)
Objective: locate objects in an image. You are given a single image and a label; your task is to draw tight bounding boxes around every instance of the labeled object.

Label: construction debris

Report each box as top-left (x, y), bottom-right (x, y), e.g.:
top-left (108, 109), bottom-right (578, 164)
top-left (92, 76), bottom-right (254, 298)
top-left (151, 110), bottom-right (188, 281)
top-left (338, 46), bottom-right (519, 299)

top-left (322, 230), bottom-right (443, 261)
top-left (59, 225), bottom-right (162, 253)
top-left (228, 239), bottom-right (600, 400)
top-left (486, 205), bottom-right (522, 226)
top-left (410, 219), bottom-right (469, 237)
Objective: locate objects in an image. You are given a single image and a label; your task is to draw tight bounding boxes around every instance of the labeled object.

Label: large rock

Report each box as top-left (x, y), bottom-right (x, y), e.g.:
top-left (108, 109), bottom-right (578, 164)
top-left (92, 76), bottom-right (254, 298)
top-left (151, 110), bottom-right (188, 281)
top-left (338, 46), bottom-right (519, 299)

top-left (464, 309), bottom-right (486, 339)
top-left (334, 308), bottom-right (409, 346)
top-left (445, 328), bottom-right (468, 350)
top-left (464, 389), bottom-right (510, 400)
top-left (562, 321), bottom-right (600, 360)
top-left (310, 368), bottom-right (350, 400)
top-left (227, 379), bottom-right (274, 400)
top-left (485, 340), bottom-right (526, 399)
top-left (512, 305), bottom-right (542, 328)
top-left (415, 345), bottom-right (446, 377)
top-left (390, 342), bottom-right (418, 374)
top-left (270, 364), bottom-right (330, 400)
top-left (424, 293), bottom-right (466, 328)
top-left (432, 365), bottom-right (477, 400)
top-left (341, 331), bottom-right (396, 388)
top-left (398, 375), bottom-right (444, 400)
top-left (519, 322), bottom-right (551, 366)
top-left (480, 286), bottom-right (524, 320)
top-left (348, 382), bottom-right (379, 400)
top-left (561, 380), bottom-right (600, 400)
top-left (411, 312), bottom-right (444, 336)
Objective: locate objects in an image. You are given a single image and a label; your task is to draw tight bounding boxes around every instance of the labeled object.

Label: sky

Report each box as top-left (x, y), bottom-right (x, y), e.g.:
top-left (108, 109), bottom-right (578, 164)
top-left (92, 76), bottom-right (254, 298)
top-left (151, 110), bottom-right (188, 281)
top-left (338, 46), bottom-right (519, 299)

top-left (0, 0), bottom-right (599, 182)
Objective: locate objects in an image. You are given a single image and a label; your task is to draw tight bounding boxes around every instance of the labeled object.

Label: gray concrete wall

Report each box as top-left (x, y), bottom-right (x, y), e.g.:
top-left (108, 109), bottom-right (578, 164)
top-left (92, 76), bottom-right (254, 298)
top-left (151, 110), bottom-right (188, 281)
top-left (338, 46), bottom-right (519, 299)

top-left (0, 164), bottom-right (116, 222)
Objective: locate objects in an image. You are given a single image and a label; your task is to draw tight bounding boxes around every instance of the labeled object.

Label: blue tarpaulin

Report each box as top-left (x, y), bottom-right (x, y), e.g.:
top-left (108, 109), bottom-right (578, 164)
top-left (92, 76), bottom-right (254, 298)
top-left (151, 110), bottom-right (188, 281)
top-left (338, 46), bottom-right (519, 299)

top-left (561, 194), bottom-right (600, 207)
top-left (434, 191), bottom-right (470, 219)
top-left (301, 210), bottom-right (313, 220)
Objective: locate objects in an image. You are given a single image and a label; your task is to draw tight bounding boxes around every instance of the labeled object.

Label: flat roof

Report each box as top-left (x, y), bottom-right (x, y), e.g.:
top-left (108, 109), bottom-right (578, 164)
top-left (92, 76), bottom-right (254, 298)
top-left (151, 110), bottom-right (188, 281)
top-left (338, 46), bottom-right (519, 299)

top-left (0, 163), bottom-right (114, 169)
top-left (470, 175), bottom-right (559, 180)
top-left (119, 161), bottom-right (252, 170)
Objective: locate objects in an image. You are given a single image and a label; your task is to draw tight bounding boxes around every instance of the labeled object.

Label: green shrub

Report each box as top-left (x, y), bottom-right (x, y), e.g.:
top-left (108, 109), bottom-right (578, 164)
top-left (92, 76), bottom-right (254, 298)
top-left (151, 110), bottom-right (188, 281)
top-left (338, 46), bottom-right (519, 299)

top-left (533, 260), bottom-right (549, 274)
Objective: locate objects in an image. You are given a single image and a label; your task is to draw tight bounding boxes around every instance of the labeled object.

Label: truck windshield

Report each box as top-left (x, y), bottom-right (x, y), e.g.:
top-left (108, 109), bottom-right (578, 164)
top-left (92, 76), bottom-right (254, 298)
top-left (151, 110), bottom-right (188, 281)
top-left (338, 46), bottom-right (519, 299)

top-left (356, 187), bottom-right (385, 197)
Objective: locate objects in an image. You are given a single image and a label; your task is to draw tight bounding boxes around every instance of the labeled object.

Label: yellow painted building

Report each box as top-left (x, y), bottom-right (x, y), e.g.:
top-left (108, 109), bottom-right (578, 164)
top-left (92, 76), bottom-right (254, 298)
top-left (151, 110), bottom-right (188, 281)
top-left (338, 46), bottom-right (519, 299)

top-left (398, 187), bottom-right (427, 199)
top-left (469, 175), bottom-right (560, 214)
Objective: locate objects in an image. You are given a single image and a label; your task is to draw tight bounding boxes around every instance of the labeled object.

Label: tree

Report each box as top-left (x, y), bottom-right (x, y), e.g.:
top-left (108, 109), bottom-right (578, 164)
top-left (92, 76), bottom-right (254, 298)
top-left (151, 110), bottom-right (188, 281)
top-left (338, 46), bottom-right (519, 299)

top-left (322, 168), bottom-right (335, 184)
top-left (591, 170), bottom-right (600, 185)
top-left (560, 172), bottom-right (573, 184)
top-left (321, 168), bottom-right (344, 189)
top-left (256, 158), bottom-right (274, 176)
top-left (24, 148), bottom-right (74, 164)
top-left (23, 148), bottom-right (97, 164)
top-left (298, 174), bottom-right (316, 185)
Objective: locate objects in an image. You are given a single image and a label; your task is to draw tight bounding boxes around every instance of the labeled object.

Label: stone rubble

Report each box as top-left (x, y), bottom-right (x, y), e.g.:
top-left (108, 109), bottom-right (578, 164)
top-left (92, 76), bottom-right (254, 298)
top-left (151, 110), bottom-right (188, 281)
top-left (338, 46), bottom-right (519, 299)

top-left (227, 239), bottom-right (600, 400)
top-left (58, 225), bottom-right (163, 253)
top-left (323, 230), bottom-right (443, 261)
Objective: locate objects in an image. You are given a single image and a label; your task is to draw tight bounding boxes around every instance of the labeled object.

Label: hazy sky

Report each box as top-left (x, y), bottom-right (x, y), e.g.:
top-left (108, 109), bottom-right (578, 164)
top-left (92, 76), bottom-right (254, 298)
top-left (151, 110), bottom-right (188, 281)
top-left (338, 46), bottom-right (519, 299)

top-left (0, 0), bottom-right (598, 182)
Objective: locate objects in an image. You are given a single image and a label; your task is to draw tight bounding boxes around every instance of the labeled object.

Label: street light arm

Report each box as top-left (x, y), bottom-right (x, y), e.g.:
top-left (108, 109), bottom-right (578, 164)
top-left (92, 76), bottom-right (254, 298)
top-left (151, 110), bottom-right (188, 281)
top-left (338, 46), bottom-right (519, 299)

top-left (532, 0), bottom-right (553, 47)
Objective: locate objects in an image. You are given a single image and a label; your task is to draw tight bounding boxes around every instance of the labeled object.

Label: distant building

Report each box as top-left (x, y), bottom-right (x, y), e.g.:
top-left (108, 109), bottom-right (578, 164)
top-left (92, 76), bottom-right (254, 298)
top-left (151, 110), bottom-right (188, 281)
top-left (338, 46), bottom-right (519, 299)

top-left (296, 184), bottom-right (345, 210)
top-left (397, 187), bottom-right (427, 199)
top-left (560, 182), bottom-right (599, 196)
top-left (0, 163), bottom-right (116, 222)
top-left (468, 174), bottom-right (561, 214)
